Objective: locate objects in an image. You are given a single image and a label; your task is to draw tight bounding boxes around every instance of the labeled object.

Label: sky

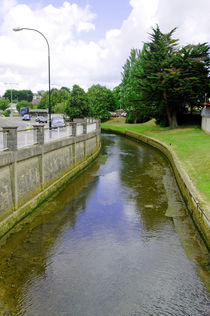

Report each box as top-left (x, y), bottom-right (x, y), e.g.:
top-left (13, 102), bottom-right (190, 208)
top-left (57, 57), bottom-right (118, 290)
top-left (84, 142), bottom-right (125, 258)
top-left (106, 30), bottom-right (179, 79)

top-left (0, 0), bottom-right (209, 96)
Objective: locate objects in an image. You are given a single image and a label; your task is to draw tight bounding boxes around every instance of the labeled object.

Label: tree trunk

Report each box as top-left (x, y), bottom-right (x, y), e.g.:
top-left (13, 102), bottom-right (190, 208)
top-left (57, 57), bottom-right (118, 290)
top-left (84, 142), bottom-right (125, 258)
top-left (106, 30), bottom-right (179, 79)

top-left (167, 107), bottom-right (178, 129)
top-left (163, 91), bottom-right (178, 129)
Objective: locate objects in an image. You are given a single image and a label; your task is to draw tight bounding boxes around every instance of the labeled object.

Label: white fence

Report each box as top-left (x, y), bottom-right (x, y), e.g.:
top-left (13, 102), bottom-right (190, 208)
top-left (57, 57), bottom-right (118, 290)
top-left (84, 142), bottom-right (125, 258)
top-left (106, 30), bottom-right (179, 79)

top-left (0, 132), bottom-right (7, 151)
top-left (87, 123), bottom-right (97, 133)
top-left (44, 125), bottom-right (72, 143)
top-left (1, 120), bottom-right (98, 151)
top-left (76, 123), bottom-right (83, 136)
top-left (17, 129), bottom-right (37, 149)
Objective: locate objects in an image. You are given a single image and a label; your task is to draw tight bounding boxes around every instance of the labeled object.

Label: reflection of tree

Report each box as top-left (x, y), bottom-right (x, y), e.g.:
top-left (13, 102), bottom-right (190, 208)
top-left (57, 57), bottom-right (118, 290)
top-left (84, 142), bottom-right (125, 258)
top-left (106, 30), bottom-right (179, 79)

top-left (118, 136), bottom-right (173, 232)
top-left (0, 161), bottom-right (99, 315)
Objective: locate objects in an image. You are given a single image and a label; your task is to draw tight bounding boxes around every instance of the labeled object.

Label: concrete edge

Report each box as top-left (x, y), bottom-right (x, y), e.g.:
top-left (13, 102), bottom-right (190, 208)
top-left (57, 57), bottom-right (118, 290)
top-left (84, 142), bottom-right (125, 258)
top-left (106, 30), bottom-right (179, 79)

top-left (102, 127), bottom-right (210, 250)
top-left (0, 143), bottom-right (101, 241)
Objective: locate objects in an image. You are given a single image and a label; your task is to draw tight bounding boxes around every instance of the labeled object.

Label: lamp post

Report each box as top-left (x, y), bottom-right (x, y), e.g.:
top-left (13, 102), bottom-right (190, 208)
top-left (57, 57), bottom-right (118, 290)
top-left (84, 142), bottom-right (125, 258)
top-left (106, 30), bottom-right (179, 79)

top-left (13, 27), bottom-right (52, 129)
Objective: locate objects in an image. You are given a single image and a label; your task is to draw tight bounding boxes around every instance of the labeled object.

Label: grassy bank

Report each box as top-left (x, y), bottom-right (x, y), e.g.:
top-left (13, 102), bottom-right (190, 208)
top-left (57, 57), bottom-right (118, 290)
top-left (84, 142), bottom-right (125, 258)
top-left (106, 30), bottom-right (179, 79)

top-left (101, 118), bottom-right (210, 204)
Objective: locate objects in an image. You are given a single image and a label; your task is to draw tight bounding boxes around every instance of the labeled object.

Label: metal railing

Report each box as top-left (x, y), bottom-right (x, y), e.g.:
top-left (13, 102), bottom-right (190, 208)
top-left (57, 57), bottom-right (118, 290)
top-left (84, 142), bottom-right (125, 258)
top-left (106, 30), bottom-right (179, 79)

top-left (44, 125), bottom-right (72, 143)
top-left (0, 119), bottom-right (98, 151)
top-left (87, 123), bottom-right (97, 133)
top-left (76, 123), bottom-right (83, 136)
top-left (17, 129), bottom-right (37, 149)
top-left (0, 131), bottom-right (8, 151)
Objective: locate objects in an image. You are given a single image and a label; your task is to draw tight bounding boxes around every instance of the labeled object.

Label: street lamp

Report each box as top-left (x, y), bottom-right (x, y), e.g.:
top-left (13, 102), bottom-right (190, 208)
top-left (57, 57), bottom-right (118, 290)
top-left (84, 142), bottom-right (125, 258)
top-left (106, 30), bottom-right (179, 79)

top-left (13, 27), bottom-right (52, 129)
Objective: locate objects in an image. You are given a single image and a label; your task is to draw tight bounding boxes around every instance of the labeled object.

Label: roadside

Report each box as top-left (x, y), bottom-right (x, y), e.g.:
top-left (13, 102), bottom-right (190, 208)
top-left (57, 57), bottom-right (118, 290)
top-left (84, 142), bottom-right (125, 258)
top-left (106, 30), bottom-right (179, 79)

top-left (101, 118), bottom-right (210, 205)
top-left (0, 114), bottom-right (63, 130)
top-left (0, 116), bottom-right (39, 130)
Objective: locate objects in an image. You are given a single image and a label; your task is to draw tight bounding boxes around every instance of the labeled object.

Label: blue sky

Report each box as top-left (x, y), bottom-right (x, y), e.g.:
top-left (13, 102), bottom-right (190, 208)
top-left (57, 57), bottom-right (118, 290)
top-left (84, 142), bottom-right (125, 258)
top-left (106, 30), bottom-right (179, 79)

top-left (0, 0), bottom-right (209, 95)
top-left (15, 0), bottom-right (132, 41)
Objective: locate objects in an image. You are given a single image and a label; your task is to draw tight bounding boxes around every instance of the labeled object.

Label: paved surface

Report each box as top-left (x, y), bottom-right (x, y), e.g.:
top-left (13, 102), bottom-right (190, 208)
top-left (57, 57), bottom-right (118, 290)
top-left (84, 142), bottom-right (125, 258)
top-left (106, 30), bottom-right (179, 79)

top-left (0, 117), bottom-right (47, 130)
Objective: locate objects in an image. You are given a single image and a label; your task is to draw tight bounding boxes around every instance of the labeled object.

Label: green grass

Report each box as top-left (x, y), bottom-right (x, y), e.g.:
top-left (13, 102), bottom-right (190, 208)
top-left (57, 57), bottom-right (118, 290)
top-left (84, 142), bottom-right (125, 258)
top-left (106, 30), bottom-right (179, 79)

top-left (102, 118), bottom-right (210, 204)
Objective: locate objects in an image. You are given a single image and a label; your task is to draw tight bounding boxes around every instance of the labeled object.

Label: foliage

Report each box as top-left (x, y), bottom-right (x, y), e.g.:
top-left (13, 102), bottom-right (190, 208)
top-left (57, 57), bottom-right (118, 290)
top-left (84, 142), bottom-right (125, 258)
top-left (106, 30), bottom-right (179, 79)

top-left (112, 85), bottom-right (121, 110)
top-left (39, 88), bottom-right (70, 111)
top-left (54, 102), bottom-right (66, 114)
top-left (38, 91), bottom-right (49, 109)
top-left (3, 109), bottom-right (11, 117)
top-left (120, 48), bottom-right (152, 123)
top-left (65, 85), bottom-right (90, 120)
top-left (126, 111), bottom-right (135, 123)
top-left (120, 25), bottom-right (210, 128)
top-left (16, 100), bottom-right (33, 112)
top-left (3, 89), bottom-right (33, 102)
top-left (87, 84), bottom-right (116, 121)
top-left (0, 97), bottom-right (10, 111)
top-left (51, 88), bottom-right (70, 110)
top-left (61, 86), bottom-right (71, 93)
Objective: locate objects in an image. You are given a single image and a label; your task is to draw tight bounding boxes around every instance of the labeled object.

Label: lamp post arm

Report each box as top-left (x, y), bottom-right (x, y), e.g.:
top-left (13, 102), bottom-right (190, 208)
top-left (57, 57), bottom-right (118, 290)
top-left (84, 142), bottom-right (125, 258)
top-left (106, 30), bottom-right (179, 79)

top-left (18, 28), bottom-right (52, 129)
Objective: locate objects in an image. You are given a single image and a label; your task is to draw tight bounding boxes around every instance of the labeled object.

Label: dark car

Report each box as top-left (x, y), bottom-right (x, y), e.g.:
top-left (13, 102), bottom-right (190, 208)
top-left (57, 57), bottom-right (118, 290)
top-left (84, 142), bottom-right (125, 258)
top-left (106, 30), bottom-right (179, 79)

top-left (35, 116), bottom-right (47, 123)
top-left (22, 114), bottom-right (30, 121)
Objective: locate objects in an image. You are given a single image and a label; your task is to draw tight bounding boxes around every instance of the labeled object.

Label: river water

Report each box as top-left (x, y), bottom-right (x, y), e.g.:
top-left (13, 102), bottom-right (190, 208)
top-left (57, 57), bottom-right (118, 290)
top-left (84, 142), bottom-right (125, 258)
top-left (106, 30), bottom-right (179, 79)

top-left (0, 133), bottom-right (209, 316)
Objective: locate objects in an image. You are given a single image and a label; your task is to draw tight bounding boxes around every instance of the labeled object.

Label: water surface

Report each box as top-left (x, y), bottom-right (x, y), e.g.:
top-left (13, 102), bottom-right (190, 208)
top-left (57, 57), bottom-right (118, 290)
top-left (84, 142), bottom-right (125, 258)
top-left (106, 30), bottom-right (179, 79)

top-left (0, 133), bottom-right (209, 315)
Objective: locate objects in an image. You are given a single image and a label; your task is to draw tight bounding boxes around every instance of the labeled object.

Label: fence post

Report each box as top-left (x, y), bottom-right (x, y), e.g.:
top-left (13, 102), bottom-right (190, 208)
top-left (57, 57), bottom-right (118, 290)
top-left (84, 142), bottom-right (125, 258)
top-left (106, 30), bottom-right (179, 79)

top-left (83, 121), bottom-right (87, 134)
top-left (2, 126), bottom-right (17, 151)
top-left (96, 119), bottom-right (101, 129)
top-left (72, 122), bottom-right (77, 136)
top-left (33, 125), bottom-right (45, 144)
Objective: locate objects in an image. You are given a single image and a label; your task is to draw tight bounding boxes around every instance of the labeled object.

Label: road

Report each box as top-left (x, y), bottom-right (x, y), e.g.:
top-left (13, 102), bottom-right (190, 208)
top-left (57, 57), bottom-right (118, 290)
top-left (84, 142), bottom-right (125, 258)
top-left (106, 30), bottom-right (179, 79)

top-left (0, 116), bottom-right (47, 130)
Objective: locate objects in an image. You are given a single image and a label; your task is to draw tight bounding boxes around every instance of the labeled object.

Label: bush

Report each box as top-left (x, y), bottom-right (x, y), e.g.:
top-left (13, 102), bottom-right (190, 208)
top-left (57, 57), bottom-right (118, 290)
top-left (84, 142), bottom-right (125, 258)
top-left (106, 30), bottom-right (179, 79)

top-left (135, 109), bottom-right (151, 123)
top-left (3, 109), bottom-right (11, 117)
top-left (126, 111), bottom-right (136, 123)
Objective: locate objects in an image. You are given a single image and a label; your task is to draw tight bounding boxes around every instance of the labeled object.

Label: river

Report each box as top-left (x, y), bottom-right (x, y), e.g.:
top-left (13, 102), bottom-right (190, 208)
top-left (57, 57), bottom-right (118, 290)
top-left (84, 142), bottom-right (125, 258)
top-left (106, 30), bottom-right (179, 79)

top-left (0, 132), bottom-right (209, 315)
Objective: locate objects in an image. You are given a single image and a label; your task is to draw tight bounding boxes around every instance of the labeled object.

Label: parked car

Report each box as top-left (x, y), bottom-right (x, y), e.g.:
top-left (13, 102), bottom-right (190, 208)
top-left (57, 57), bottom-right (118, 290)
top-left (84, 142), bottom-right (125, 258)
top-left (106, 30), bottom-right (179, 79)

top-left (51, 117), bottom-right (66, 127)
top-left (35, 116), bottom-right (47, 123)
top-left (121, 111), bottom-right (127, 117)
top-left (110, 112), bottom-right (119, 117)
top-left (22, 114), bottom-right (30, 121)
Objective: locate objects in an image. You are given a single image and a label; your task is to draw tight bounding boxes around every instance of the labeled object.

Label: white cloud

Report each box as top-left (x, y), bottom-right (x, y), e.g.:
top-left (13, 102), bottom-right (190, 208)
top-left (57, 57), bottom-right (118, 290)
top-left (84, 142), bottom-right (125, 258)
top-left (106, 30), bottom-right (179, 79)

top-left (0, 0), bottom-right (209, 95)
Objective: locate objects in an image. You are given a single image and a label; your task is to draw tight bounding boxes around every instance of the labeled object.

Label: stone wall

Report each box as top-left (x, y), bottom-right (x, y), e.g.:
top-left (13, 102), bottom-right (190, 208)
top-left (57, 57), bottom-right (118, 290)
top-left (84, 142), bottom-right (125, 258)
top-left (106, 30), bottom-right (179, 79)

top-left (0, 127), bottom-right (101, 239)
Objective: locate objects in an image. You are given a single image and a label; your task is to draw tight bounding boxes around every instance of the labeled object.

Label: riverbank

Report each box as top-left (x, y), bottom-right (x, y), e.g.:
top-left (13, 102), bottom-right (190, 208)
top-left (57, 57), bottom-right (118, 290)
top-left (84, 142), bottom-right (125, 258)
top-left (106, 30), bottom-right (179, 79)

top-left (101, 118), bottom-right (210, 249)
top-left (0, 124), bottom-right (101, 242)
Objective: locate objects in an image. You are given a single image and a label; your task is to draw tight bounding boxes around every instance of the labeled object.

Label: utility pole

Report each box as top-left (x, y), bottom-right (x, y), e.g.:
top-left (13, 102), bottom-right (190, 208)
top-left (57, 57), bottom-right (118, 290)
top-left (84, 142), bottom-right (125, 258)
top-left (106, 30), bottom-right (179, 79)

top-left (4, 82), bottom-right (18, 116)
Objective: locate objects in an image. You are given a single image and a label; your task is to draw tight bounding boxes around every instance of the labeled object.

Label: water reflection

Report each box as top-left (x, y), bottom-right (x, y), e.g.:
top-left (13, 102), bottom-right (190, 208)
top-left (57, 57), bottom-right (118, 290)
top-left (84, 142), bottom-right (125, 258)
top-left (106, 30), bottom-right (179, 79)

top-left (0, 162), bottom-right (99, 315)
top-left (0, 133), bottom-right (209, 316)
top-left (117, 135), bottom-right (210, 288)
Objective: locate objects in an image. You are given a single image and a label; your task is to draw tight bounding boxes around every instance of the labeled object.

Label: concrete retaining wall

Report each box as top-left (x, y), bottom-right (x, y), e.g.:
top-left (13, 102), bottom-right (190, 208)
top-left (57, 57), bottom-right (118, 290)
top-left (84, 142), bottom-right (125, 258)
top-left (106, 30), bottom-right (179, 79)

top-left (0, 128), bottom-right (101, 239)
top-left (201, 116), bottom-right (210, 134)
top-left (102, 127), bottom-right (210, 250)
top-left (201, 108), bottom-right (210, 134)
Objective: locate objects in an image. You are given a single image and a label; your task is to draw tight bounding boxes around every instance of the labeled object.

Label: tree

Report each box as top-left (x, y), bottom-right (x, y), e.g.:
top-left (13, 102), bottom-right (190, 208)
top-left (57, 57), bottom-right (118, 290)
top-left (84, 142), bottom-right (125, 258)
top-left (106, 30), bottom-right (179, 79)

top-left (54, 102), bottom-right (66, 114)
top-left (120, 48), bottom-right (151, 123)
top-left (140, 26), bottom-right (210, 127)
top-left (61, 86), bottom-right (71, 93)
top-left (121, 26), bottom-right (210, 128)
top-left (16, 100), bottom-right (33, 113)
top-left (87, 84), bottom-right (116, 120)
top-left (65, 85), bottom-right (90, 120)
top-left (137, 26), bottom-right (180, 127)
top-left (39, 88), bottom-right (70, 111)
top-left (38, 91), bottom-right (49, 109)
top-left (112, 85), bottom-right (121, 110)
top-left (174, 43), bottom-right (210, 115)
top-left (3, 89), bottom-right (33, 102)
top-left (0, 97), bottom-right (10, 111)
top-left (51, 88), bottom-right (70, 110)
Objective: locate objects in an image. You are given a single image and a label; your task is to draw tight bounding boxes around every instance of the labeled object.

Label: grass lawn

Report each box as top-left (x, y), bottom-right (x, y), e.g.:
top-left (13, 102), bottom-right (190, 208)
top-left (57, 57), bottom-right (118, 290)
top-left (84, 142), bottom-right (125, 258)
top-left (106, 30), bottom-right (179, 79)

top-left (101, 118), bottom-right (210, 204)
